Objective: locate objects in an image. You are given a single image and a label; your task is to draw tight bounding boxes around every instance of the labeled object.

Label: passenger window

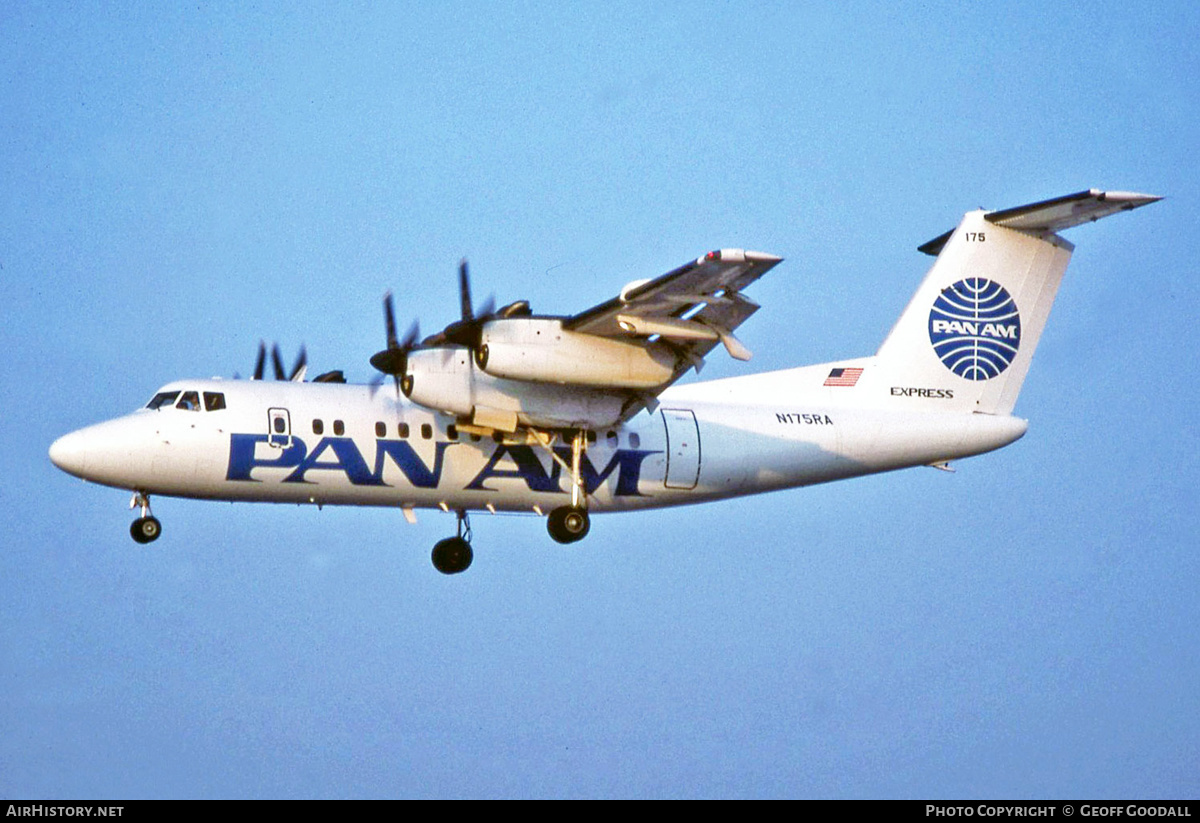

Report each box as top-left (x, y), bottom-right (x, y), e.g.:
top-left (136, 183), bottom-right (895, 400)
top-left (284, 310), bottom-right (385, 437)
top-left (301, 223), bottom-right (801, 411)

top-left (398, 423), bottom-right (410, 439)
top-left (421, 423), bottom-right (432, 440)
top-left (447, 424), bottom-right (459, 441)
top-left (273, 417), bottom-right (287, 434)
top-left (312, 419), bottom-right (324, 435)
top-left (176, 391), bottom-right (201, 411)
top-left (586, 430), bottom-right (596, 445)
top-left (375, 421), bottom-right (386, 438)
top-left (333, 420), bottom-right (345, 436)
top-left (203, 392), bottom-right (226, 412)
top-left (146, 391), bottom-right (180, 410)
top-left (606, 431), bottom-right (618, 446)
top-left (629, 433), bottom-right (641, 449)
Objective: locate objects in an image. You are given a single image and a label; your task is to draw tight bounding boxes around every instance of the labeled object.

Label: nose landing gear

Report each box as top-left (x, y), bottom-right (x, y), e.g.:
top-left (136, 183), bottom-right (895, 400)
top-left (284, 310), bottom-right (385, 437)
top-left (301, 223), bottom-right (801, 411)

top-left (129, 492), bottom-right (161, 544)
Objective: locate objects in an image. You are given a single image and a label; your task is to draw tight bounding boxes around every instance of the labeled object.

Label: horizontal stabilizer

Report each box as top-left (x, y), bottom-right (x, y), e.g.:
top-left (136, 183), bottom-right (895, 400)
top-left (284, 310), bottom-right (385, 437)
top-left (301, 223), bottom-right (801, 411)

top-left (919, 189), bottom-right (1162, 256)
top-left (986, 189), bottom-right (1162, 232)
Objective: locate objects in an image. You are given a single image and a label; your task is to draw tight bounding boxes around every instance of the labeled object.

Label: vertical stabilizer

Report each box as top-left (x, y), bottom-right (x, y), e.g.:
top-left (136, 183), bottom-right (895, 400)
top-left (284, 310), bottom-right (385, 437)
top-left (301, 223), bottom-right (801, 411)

top-left (874, 189), bottom-right (1160, 415)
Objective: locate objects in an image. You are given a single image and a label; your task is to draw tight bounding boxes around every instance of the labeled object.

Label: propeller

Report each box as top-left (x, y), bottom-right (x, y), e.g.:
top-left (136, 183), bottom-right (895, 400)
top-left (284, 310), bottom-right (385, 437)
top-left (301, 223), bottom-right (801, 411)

top-left (252, 341), bottom-right (307, 381)
top-left (369, 291), bottom-right (420, 395)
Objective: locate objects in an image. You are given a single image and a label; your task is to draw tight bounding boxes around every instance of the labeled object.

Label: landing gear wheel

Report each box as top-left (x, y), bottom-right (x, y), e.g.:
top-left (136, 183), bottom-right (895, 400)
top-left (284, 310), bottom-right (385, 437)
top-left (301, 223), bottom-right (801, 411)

top-left (432, 537), bottom-right (473, 574)
top-left (131, 516), bottom-right (162, 544)
top-left (547, 506), bottom-right (590, 544)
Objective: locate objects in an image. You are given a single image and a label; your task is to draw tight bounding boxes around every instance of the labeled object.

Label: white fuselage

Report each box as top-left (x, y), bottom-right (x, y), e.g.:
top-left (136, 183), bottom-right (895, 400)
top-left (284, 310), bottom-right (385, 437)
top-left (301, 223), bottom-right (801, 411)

top-left (49, 363), bottom-right (1027, 516)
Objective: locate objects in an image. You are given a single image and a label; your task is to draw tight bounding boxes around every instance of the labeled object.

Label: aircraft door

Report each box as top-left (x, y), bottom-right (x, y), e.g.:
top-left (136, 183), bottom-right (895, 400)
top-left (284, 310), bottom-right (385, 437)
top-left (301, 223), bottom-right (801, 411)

top-left (267, 407), bottom-right (292, 448)
top-left (661, 408), bottom-right (701, 490)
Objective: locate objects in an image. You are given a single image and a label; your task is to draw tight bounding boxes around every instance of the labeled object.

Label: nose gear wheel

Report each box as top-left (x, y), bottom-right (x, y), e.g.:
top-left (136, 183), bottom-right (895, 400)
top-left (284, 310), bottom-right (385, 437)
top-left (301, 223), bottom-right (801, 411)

top-left (129, 492), bottom-right (161, 544)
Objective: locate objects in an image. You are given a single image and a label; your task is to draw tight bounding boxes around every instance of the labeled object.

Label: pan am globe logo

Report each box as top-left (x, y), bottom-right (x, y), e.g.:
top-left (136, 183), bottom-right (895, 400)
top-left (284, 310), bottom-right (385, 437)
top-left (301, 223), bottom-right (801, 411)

top-left (928, 278), bottom-right (1021, 381)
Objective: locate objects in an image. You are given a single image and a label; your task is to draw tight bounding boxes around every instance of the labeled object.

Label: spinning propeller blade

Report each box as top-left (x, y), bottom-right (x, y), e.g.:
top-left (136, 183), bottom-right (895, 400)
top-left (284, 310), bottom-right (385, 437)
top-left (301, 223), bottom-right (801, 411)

top-left (253, 341), bottom-right (267, 380)
top-left (271, 345), bottom-right (286, 381)
top-left (459, 259), bottom-right (473, 322)
top-left (442, 258), bottom-right (495, 349)
top-left (289, 345), bottom-right (308, 381)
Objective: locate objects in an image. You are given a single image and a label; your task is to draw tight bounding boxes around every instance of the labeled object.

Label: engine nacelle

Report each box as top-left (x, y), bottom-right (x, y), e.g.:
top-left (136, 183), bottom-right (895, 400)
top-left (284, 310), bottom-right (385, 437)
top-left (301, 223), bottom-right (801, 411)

top-left (476, 317), bottom-right (676, 389)
top-left (404, 344), bottom-right (629, 430)
top-left (403, 347), bottom-right (475, 418)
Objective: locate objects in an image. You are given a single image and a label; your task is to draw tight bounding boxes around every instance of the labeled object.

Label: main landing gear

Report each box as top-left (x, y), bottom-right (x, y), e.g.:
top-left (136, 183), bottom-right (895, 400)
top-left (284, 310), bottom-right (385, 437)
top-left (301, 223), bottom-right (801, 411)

top-left (129, 492), bottom-right (161, 544)
top-left (537, 428), bottom-right (590, 545)
top-left (427, 428), bottom-right (594, 572)
top-left (431, 510), bottom-right (473, 575)
top-left (547, 505), bottom-right (589, 543)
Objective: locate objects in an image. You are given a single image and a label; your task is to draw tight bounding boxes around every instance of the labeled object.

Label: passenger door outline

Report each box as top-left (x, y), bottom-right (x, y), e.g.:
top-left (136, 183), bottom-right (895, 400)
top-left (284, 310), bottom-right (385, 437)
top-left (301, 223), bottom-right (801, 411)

top-left (661, 408), bottom-right (701, 490)
top-left (267, 407), bottom-right (292, 449)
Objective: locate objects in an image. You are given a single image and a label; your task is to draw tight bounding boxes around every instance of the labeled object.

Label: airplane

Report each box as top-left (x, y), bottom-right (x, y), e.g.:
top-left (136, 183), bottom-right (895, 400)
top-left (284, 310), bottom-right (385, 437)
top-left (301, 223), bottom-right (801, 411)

top-left (49, 188), bottom-right (1160, 574)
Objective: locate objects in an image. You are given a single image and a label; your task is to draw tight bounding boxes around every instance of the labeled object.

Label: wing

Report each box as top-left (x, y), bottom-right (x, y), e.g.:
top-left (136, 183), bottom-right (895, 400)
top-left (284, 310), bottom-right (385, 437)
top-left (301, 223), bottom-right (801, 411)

top-left (565, 248), bottom-right (783, 370)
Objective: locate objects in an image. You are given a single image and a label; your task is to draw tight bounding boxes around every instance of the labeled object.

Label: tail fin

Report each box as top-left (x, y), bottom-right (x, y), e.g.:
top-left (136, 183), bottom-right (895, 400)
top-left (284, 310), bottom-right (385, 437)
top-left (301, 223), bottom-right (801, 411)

top-left (874, 189), bottom-right (1160, 415)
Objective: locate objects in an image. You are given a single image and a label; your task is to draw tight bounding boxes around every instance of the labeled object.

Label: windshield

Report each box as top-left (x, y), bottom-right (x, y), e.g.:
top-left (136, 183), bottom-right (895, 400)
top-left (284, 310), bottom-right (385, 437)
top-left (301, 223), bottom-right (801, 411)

top-left (145, 389), bottom-right (226, 411)
top-left (146, 391), bottom-right (180, 410)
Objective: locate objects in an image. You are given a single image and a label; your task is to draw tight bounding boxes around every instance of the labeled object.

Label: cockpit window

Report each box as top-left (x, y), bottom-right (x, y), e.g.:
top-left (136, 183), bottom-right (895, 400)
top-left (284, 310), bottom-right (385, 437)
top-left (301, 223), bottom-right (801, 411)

top-left (203, 392), bottom-right (226, 412)
top-left (146, 391), bottom-right (180, 410)
top-left (176, 391), bottom-right (201, 411)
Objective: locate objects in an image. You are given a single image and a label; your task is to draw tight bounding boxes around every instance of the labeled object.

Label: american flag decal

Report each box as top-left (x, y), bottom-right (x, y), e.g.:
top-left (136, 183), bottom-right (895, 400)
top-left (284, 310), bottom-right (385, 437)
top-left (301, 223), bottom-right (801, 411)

top-left (824, 367), bottom-right (864, 387)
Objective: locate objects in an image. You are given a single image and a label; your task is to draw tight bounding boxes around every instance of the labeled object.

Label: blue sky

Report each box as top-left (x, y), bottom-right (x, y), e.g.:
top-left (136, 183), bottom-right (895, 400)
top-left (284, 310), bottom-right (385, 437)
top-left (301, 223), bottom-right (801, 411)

top-left (3, 1), bottom-right (1197, 798)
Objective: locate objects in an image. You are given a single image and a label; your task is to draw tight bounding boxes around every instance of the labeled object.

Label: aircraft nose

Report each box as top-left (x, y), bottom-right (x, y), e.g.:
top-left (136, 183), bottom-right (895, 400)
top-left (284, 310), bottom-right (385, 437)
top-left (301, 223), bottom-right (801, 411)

top-left (49, 429), bottom-right (92, 478)
top-left (50, 414), bottom-right (164, 489)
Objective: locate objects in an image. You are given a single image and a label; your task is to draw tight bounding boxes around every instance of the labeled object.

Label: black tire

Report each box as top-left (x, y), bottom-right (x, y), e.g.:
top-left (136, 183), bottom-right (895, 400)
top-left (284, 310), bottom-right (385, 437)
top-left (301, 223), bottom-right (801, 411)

top-left (130, 516), bottom-right (161, 544)
top-left (431, 537), bottom-right (473, 574)
top-left (547, 506), bottom-right (590, 544)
